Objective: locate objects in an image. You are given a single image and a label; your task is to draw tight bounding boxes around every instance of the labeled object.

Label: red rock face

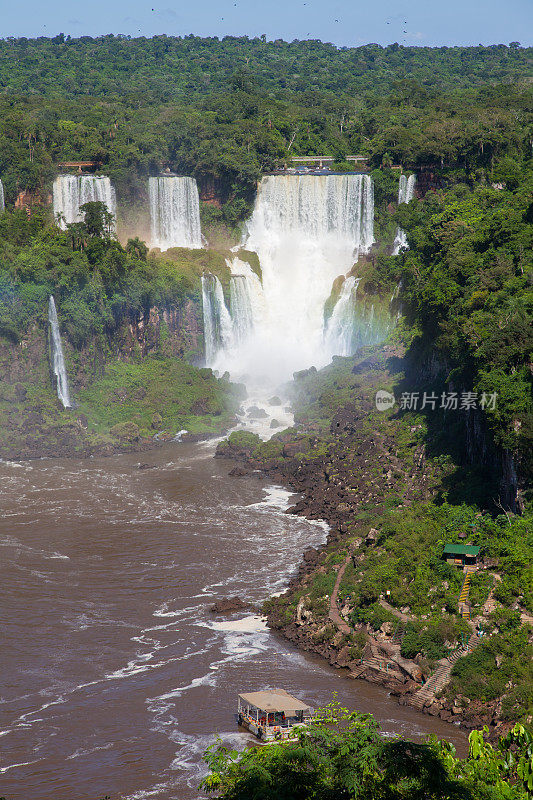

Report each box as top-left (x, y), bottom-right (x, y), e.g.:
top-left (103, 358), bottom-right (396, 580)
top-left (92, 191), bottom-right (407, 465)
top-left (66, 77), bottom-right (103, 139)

top-left (198, 177), bottom-right (223, 206)
top-left (15, 189), bottom-right (52, 212)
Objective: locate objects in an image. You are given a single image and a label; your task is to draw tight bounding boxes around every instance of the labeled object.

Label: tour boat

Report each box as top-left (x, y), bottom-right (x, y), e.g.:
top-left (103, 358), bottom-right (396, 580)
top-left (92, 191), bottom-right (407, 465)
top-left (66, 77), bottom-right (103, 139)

top-left (237, 689), bottom-right (310, 741)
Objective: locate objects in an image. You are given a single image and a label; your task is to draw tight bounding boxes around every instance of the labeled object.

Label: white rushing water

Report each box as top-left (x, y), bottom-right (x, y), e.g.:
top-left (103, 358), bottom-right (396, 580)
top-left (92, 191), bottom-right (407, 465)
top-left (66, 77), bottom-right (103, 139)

top-left (324, 276), bottom-right (361, 357)
top-left (201, 273), bottom-right (234, 365)
top-left (52, 175), bottom-right (116, 230)
top-left (149, 177), bottom-right (202, 251)
top-left (0, 177), bottom-right (4, 212)
top-left (48, 296), bottom-right (71, 409)
top-left (392, 173), bottom-right (416, 255)
top-left (204, 174), bottom-right (375, 384)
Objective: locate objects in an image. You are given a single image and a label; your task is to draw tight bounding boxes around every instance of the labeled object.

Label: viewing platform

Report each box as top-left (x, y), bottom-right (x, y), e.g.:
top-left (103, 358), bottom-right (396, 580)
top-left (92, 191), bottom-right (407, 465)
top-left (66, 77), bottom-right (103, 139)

top-left (290, 155), bottom-right (367, 167)
top-left (270, 155), bottom-right (369, 176)
top-left (57, 161), bottom-right (101, 173)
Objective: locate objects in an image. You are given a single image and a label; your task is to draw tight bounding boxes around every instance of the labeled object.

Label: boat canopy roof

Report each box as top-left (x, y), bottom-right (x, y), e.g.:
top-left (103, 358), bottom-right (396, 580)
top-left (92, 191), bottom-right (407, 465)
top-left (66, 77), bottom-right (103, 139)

top-left (239, 689), bottom-right (310, 713)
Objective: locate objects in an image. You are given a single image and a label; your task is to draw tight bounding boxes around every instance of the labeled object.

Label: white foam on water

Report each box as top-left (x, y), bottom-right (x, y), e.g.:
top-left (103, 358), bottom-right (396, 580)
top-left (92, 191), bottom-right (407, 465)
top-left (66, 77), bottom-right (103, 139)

top-left (247, 484), bottom-right (294, 512)
top-left (149, 672), bottom-right (219, 705)
top-left (0, 758), bottom-right (41, 774)
top-left (169, 730), bottom-right (247, 788)
top-left (153, 602), bottom-right (205, 620)
top-left (67, 741), bottom-right (114, 760)
top-left (0, 535), bottom-right (70, 561)
top-left (203, 615), bottom-right (268, 634)
top-left (124, 781), bottom-right (177, 800)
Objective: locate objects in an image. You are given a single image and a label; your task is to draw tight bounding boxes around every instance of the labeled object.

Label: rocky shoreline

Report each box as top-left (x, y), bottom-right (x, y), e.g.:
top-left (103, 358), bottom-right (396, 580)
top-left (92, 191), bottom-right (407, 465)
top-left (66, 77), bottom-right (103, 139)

top-left (1, 342), bottom-right (525, 739)
top-left (0, 426), bottom-right (219, 463)
top-left (222, 455), bottom-right (510, 739)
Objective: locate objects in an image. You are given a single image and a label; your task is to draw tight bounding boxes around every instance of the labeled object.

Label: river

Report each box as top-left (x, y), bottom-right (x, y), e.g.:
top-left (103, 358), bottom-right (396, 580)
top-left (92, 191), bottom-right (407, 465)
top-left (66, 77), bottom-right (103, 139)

top-left (0, 440), bottom-right (466, 800)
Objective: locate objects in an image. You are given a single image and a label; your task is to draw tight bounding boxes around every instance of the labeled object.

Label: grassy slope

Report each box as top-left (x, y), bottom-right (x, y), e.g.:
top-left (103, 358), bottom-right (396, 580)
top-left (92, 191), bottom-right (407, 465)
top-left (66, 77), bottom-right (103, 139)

top-left (78, 356), bottom-right (243, 438)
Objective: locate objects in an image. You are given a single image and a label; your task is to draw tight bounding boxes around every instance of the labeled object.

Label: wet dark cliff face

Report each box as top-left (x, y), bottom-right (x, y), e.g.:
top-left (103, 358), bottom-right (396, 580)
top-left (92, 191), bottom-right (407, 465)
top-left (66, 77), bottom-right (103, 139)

top-left (464, 409), bottom-right (520, 513)
top-left (100, 299), bottom-right (203, 370)
top-left (71, 298), bottom-right (203, 391)
top-left (0, 298), bottom-right (206, 459)
top-left (404, 343), bottom-right (521, 512)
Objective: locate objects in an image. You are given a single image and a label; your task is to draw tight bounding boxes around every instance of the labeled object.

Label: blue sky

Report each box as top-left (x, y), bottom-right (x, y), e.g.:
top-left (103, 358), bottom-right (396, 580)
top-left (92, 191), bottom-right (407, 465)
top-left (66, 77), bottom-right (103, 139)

top-left (1, 0), bottom-right (531, 47)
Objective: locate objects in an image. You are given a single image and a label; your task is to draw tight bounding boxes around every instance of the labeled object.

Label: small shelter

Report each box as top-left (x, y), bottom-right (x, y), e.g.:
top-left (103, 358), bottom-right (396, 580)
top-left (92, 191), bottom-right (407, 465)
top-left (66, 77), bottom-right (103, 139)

top-left (442, 544), bottom-right (480, 567)
top-left (237, 689), bottom-right (310, 741)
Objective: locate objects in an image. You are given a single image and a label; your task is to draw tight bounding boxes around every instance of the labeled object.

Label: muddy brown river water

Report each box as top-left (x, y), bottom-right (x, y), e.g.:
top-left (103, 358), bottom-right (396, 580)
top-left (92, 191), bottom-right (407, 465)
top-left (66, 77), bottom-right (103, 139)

top-left (0, 440), bottom-right (466, 800)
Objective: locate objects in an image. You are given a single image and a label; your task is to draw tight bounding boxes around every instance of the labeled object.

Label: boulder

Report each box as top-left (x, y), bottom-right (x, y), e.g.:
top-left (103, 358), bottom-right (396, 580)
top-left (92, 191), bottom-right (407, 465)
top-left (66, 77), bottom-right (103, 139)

top-left (303, 547), bottom-right (319, 564)
top-left (210, 597), bottom-right (250, 614)
top-left (365, 528), bottom-right (379, 545)
top-left (229, 465), bottom-right (253, 477)
top-left (151, 412), bottom-right (163, 429)
top-left (283, 439), bottom-right (311, 458)
top-left (110, 421), bottom-right (140, 442)
top-left (191, 397), bottom-right (210, 415)
top-left (336, 645), bottom-right (352, 667)
top-left (247, 406), bottom-right (268, 419)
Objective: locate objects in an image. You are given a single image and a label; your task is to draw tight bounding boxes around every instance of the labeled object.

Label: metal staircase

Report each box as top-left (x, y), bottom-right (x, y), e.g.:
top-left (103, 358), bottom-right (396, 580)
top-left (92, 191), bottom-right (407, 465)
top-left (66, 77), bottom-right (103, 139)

top-left (458, 567), bottom-right (475, 620)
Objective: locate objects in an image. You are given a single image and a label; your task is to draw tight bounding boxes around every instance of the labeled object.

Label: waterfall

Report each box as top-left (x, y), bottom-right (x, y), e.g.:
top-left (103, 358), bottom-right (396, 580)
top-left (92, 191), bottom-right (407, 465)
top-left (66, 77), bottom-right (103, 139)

top-left (0, 178), bottom-right (4, 212)
top-left (229, 258), bottom-right (267, 345)
top-left (199, 173), bottom-right (393, 436)
top-left (149, 177), bottom-right (202, 250)
top-left (362, 173), bottom-right (375, 252)
top-left (325, 277), bottom-right (393, 357)
top-left (213, 173), bottom-right (375, 380)
top-left (230, 275), bottom-right (254, 344)
top-left (52, 175), bottom-right (116, 230)
top-left (324, 277), bottom-right (361, 357)
top-left (48, 296), bottom-right (71, 409)
top-left (201, 273), bottom-right (233, 366)
top-left (392, 173), bottom-right (416, 255)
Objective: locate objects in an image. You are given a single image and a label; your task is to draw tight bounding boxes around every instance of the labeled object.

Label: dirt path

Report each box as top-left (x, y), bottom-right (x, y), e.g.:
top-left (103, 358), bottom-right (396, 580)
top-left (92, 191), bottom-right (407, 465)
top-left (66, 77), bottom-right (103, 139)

top-left (329, 553), bottom-right (352, 634)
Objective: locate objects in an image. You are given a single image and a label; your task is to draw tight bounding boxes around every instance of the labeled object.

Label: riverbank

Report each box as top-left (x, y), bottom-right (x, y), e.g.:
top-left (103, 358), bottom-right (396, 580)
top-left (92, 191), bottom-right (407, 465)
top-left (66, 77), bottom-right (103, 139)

top-left (216, 345), bottom-right (533, 738)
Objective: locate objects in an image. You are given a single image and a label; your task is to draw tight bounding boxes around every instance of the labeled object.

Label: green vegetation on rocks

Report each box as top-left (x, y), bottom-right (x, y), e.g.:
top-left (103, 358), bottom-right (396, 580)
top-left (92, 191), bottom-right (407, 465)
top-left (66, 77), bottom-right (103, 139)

top-left (0, 204), bottom-right (243, 457)
top-left (78, 357), bottom-right (243, 438)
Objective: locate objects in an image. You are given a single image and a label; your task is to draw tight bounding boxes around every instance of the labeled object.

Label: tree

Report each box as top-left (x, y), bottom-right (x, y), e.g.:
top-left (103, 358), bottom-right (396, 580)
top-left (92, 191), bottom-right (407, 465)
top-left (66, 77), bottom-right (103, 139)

top-left (201, 707), bottom-right (532, 799)
top-left (79, 201), bottom-right (115, 239)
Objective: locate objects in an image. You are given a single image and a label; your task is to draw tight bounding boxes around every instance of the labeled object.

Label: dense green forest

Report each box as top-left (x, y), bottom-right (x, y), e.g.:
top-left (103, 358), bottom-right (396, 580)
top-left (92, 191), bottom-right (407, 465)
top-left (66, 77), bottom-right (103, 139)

top-left (0, 37), bottom-right (530, 99)
top-left (0, 38), bottom-right (531, 225)
top-left (397, 169), bottom-right (533, 491)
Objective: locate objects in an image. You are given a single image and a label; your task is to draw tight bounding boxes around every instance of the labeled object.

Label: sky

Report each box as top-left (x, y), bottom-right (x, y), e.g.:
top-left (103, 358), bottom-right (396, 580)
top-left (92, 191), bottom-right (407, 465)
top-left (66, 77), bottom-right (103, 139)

top-left (0, 0), bottom-right (531, 47)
